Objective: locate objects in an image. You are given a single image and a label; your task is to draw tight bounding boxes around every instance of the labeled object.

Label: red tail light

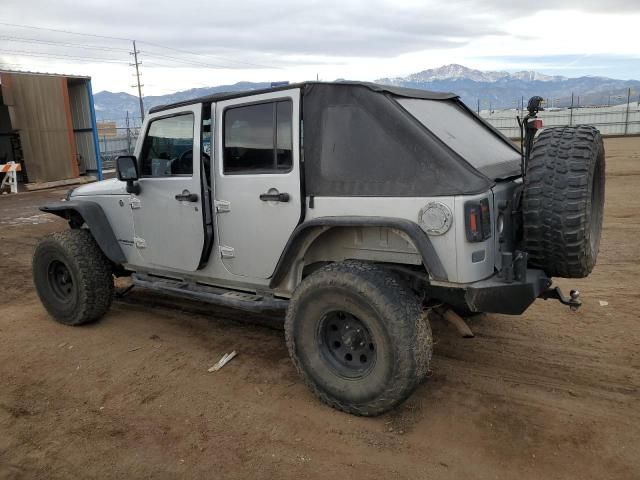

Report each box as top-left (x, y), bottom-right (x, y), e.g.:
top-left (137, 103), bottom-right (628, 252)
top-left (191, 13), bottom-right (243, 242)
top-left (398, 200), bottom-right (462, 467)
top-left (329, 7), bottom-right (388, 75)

top-left (465, 198), bottom-right (492, 242)
top-left (531, 119), bottom-right (543, 130)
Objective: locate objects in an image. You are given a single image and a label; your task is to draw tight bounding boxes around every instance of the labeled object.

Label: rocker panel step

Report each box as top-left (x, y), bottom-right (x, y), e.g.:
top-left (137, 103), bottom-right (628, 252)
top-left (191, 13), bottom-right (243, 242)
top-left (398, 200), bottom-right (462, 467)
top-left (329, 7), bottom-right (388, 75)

top-left (131, 273), bottom-right (288, 313)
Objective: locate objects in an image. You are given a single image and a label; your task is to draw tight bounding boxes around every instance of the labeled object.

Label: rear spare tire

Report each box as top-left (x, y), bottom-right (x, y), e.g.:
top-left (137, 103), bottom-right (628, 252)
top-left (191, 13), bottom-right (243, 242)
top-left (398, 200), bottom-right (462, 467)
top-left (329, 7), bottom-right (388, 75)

top-left (285, 261), bottom-right (432, 416)
top-left (523, 125), bottom-right (605, 278)
top-left (33, 229), bottom-right (114, 325)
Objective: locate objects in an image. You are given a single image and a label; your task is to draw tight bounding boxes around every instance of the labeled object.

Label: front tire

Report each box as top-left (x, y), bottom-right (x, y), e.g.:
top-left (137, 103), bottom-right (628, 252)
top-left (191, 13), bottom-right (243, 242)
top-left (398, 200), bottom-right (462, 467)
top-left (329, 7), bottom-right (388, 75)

top-left (285, 261), bottom-right (432, 416)
top-left (32, 229), bottom-right (114, 325)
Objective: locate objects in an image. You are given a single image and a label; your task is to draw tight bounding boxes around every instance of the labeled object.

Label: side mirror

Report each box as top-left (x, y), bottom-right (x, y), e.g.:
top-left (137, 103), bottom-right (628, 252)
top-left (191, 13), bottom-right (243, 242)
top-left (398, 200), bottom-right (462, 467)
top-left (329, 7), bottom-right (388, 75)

top-left (116, 156), bottom-right (140, 194)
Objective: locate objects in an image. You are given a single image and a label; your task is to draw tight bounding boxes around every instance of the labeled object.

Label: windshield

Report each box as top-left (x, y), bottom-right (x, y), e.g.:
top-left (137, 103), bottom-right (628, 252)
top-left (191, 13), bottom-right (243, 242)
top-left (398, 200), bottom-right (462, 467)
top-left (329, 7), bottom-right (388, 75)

top-left (397, 98), bottom-right (520, 178)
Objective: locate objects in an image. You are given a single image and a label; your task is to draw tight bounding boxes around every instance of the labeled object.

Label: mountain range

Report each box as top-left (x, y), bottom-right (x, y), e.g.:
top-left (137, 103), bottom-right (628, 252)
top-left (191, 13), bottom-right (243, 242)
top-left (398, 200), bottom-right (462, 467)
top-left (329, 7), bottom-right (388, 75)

top-left (94, 64), bottom-right (640, 126)
top-left (377, 64), bottom-right (640, 111)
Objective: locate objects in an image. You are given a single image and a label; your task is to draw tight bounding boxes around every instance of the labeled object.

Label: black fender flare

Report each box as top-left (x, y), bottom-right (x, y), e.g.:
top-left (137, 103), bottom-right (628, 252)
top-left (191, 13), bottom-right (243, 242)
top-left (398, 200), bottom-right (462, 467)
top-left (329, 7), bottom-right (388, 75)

top-left (269, 216), bottom-right (448, 288)
top-left (40, 200), bottom-right (126, 264)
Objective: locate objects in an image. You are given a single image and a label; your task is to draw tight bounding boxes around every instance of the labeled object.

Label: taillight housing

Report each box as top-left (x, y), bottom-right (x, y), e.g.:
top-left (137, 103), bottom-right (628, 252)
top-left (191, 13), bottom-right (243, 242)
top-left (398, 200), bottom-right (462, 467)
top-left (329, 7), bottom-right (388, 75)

top-left (465, 198), bottom-right (492, 242)
top-left (531, 118), bottom-right (543, 130)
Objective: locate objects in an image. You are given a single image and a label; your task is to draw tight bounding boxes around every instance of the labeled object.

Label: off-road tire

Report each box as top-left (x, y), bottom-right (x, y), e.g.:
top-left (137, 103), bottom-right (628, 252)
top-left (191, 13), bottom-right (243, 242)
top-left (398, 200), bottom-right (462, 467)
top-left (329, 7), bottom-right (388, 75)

top-left (523, 125), bottom-right (605, 278)
top-left (33, 229), bottom-right (114, 325)
top-left (285, 261), bottom-right (432, 416)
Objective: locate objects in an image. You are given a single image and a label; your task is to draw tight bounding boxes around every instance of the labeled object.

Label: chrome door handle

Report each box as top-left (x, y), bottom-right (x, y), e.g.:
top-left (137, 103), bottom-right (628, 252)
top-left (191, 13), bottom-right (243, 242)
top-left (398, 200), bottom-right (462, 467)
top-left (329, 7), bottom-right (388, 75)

top-left (175, 190), bottom-right (199, 202)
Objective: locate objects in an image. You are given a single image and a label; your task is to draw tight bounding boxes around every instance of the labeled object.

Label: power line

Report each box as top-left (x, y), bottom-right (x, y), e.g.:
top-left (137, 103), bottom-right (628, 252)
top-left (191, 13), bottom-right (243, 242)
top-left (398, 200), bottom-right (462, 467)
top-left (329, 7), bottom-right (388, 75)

top-left (138, 41), bottom-right (278, 70)
top-left (0, 21), bottom-right (283, 100)
top-left (0, 49), bottom-right (128, 64)
top-left (0, 21), bottom-right (279, 70)
top-left (0, 55), bottom-right (207, 71)
top-left (0, 61), bottom-right (76, 72)
top-left (143, 61), bottom-right (210, 69)
top-left (0, 21), bottom-right (131, 42)
top-left (139, 50), bottom-right (250, 70)
top-left (0, 35), bottom-right (131, 53)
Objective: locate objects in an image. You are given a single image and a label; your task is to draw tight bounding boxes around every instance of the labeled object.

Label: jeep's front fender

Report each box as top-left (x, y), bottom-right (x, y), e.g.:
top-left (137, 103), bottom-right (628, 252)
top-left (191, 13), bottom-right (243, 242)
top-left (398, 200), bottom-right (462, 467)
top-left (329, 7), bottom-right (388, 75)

top-left (40, 200), bottom-right (126, 264)
top-left (269, 216), bottom-right (448, 289)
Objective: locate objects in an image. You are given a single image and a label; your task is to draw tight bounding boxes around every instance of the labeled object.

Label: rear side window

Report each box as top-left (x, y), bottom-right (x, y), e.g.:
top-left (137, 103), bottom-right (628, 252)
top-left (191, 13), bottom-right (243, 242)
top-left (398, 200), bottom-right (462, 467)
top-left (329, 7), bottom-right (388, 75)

top-left (223, 100), bottom-right (292, 174)
top-left (397, 98), bottom-right (519, 171)
top-left (140, 114), bottom-right (195, 177)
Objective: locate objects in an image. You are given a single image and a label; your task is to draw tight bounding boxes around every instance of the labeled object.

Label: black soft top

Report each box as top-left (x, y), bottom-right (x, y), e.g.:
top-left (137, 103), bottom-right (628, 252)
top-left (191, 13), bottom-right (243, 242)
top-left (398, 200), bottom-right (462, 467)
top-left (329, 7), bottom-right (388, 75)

top-left (148, 81), bottom-right (458, 114)
top-left (149, 81), bottom-right (521, 197)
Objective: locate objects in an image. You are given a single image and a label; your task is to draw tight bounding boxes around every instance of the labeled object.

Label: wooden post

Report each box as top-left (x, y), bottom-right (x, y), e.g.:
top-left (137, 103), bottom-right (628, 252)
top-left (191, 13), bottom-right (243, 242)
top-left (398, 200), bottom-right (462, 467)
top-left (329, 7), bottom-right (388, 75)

top-left (569, 93), bottom-right (574, 126)
top-left (624, 88), bottom-right (631, 135)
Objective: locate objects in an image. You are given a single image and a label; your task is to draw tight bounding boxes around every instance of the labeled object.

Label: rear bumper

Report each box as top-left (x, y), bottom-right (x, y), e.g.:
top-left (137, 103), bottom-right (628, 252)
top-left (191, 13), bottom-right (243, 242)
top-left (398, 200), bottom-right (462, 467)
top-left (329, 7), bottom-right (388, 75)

top-left (464, 269), bottom-right (551, 315)
top-left (427, 269), bottom-right (552, 315)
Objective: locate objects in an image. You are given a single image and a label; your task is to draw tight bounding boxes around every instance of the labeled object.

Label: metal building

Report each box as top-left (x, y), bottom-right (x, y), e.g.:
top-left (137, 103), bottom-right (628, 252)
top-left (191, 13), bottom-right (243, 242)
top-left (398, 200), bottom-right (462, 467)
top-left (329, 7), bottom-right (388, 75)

top-left (0, 70), bottom-right (102, 184)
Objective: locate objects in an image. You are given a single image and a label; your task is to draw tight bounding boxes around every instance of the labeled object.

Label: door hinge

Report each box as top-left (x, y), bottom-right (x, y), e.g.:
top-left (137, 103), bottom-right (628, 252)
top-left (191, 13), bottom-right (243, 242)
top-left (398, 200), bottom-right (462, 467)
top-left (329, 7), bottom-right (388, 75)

top-left (219, 245), bottom-right (235, 258)
top-left (133, 236), bottom-right (146, 249)
top-left (214, 199), bottom-right (231, 213)
top-left (129, 196), bottom-right (141, 210)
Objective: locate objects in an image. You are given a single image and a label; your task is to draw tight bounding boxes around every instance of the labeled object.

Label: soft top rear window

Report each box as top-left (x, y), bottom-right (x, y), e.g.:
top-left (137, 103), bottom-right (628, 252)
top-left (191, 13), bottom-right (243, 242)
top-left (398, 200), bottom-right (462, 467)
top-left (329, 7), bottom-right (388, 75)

top-left (397, 98), bottom-right (521, 178)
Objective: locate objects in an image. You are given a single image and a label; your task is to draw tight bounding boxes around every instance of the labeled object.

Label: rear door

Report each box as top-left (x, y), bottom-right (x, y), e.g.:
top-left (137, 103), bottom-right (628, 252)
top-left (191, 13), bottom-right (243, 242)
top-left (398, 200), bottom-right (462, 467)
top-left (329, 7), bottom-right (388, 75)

top-left (131, 105), bottom-right (205, 271)
top-left (214, 89), bottom-right (301, 278)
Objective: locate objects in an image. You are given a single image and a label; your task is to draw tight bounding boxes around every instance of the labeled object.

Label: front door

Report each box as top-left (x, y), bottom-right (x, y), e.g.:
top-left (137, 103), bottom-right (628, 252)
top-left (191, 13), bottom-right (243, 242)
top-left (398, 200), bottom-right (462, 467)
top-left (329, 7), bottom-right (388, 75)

top-left (131, 105), bottom-right (205, 272)
top-left (214, 89), bottom-right (301, 279)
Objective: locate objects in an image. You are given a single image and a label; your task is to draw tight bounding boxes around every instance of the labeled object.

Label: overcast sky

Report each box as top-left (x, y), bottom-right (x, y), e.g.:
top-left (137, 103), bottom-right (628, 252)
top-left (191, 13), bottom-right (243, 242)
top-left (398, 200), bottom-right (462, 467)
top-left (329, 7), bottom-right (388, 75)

top-left (1, 0), bottom-right (639, 96)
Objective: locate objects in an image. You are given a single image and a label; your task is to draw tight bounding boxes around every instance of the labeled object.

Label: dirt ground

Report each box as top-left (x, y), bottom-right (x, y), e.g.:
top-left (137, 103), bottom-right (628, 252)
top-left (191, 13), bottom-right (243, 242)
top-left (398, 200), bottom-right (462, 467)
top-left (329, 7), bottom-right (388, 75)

top-left (1, 137), bottom-right (639, 480)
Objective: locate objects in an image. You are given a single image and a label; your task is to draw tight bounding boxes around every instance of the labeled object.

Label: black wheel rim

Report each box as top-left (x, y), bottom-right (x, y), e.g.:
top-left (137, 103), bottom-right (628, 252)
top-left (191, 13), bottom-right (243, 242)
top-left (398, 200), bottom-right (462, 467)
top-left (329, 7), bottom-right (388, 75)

top-left (317, 310), bottom-right (377, 379)
top-left (47, 260), bottom-right (74, 301)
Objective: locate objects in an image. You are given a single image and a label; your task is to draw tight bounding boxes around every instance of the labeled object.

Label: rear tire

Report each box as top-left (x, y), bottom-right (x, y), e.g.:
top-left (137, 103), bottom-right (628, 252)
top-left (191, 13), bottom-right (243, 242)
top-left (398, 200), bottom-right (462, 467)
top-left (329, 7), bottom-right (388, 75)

top-left (523, 125), bottom-right (605, 278)
top-left (32, 229), bottom-right (114, 325)
top-left (285, 261), bottom-right (432, 416)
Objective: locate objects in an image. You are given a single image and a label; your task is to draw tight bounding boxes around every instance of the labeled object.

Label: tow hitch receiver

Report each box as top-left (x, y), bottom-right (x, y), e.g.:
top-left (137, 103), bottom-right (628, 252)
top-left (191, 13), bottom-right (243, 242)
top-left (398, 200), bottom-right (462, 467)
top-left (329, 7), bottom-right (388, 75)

top-left (540, 286), bottom-right (582, 311)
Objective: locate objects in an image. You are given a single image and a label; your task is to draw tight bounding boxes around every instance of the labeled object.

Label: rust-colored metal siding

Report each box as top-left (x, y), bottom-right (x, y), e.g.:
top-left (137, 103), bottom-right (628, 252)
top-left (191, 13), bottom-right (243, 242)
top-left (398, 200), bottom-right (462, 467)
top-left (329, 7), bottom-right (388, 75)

top-left (0, 88), bottom-right (14, 164)
top-left (0, 72), bottom-right (77, 182)
top-left (68, 81), bottom-right (98, 172)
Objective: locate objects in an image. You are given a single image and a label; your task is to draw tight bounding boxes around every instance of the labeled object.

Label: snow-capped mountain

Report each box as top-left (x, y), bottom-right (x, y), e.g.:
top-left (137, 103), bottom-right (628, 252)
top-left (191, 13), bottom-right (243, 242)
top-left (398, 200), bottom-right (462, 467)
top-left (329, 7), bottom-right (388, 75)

top-left (375, 64), bottom-right (638, 110)
top-left (378, 64), bottom-right (566, 85)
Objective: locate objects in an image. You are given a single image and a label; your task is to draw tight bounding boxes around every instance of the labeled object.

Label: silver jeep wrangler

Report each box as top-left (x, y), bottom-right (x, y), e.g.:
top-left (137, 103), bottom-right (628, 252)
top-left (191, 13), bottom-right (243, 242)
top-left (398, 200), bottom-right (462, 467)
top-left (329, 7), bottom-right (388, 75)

top-left (33, 82), bottom-right (605, 416)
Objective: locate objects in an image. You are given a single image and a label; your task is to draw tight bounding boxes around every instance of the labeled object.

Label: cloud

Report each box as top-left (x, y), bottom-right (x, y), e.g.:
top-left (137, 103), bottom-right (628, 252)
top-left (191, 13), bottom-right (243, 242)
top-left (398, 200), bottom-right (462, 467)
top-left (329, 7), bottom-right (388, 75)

top-left (472, 0), bottom-right (640, 15)
top-left (2, 0), bottom-right (639, 94)
top-left (7, 0), bottom-right (634, 61)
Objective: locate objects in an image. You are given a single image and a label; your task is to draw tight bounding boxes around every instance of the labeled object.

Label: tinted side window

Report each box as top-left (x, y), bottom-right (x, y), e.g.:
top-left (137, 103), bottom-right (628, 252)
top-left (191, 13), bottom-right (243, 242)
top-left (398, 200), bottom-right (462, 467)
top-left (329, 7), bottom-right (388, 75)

top-left (276, 101), bottom-right (292, 171)
top-left (140, 114), bottom-right (195, 177)
top-left (223, 100), bottom-right (292, 174)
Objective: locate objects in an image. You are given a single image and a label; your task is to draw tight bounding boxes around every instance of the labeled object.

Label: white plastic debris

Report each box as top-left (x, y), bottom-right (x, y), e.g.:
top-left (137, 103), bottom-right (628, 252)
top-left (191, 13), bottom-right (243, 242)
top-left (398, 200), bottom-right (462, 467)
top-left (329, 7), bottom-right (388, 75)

top-left (599, 300), bottom-right (609, 307)
top-left (208, 351), bottom-right (237, 372)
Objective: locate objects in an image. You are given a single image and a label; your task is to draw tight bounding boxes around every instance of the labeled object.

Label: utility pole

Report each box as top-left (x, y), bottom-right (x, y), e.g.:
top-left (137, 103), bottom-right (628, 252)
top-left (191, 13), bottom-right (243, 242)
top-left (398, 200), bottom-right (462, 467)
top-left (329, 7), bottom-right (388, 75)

top-left (130, 40), bottom-right (145, 121)
top-left (125, 111), bottom-right (132, 153)
top-left (569, 92), bottom-right (574, 126)
top-left (624, 87), bottom-right (631, 135)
